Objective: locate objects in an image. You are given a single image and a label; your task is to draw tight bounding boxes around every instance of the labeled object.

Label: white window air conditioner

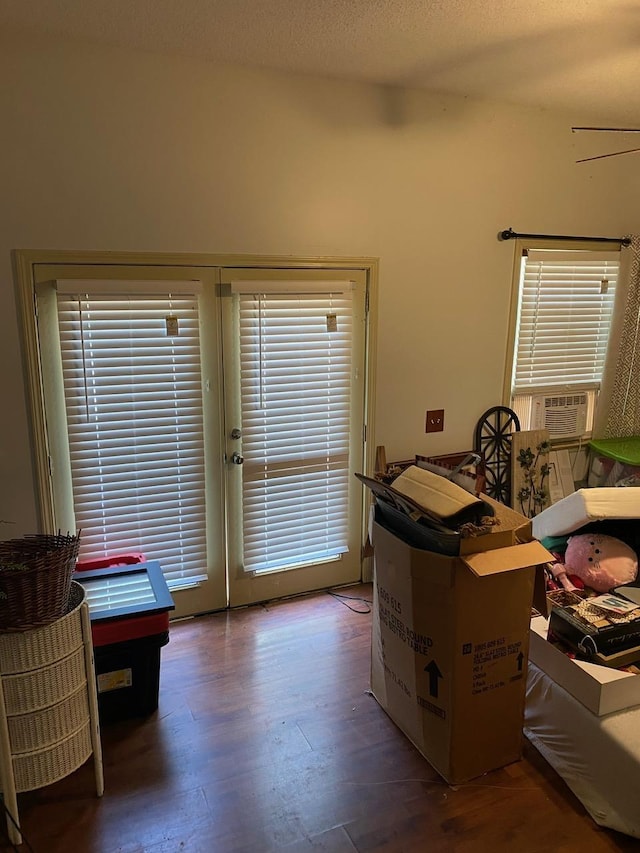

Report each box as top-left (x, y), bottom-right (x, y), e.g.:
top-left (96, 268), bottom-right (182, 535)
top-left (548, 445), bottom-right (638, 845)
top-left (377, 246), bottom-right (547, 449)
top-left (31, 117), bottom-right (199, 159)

top-left (531, 393), bottom-right (588, 439)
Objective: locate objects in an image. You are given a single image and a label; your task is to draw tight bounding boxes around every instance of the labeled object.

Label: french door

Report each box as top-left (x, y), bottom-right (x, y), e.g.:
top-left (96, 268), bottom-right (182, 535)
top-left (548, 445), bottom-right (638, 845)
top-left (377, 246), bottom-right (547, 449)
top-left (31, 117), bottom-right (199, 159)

top-left (221, 269), bottom-right (367, 606)
top-left (25, 256), bottom-right (371, 616)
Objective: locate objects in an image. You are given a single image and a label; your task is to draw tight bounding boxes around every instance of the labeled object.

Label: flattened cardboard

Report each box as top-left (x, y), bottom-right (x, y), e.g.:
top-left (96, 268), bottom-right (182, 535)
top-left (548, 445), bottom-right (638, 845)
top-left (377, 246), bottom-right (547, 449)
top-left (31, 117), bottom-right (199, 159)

top-left (463, 541), bottom-right (553, 578)
top-left (459, 526), bottom-right (515, 553)
top-left (371, 508), bottom-right (551, 784)
top-left (486, 498), bottom-right (534, 541)
top-left (529, 615), bottom-right (640, 716)
top-left (390, 465), bottom-right (485, 526)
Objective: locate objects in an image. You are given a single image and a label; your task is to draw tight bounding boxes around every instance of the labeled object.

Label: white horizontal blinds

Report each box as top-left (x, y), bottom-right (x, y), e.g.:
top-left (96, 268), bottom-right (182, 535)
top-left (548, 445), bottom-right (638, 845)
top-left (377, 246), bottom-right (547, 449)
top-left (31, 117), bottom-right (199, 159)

top-left (56, 290), bottom-right (207, 588)
top-left (238, 287), bottom-right (353, 573)
top-left (513, 250), bottom-right (619, 393)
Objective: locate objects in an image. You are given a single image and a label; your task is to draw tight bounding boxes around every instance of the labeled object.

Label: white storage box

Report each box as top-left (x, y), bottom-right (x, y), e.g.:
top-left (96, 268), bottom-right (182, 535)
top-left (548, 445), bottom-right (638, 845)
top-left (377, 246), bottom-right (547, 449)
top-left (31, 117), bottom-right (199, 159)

top-left (529, 615), bottom-right (640, 716)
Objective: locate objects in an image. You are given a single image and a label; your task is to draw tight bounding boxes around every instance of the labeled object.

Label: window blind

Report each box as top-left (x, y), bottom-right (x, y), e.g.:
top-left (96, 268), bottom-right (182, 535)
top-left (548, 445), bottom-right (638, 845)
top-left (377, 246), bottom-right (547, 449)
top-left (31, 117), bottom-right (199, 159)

top-left (237, 289), bottom-right (353, 573)
top-left (56, 291), bottom-right (207, 589)
top-left (512, 250), bottom-right (619, 393)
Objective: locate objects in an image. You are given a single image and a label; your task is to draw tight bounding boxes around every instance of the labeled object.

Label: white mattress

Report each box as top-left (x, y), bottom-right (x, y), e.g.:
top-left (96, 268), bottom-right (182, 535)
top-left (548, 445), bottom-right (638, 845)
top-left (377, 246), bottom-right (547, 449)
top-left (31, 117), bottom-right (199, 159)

top-left (525, 662), bottom-right (640, 838)
top-left (531, 488), bottom-right (640, 540)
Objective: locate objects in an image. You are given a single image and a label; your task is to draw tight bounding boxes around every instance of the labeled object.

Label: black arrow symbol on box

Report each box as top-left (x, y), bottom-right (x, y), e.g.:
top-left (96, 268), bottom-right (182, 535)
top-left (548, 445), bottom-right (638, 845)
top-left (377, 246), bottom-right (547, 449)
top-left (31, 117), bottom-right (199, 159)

top-left (517, 652), bottom-right (524, 672)
top-left (424, 660), bottom-right (443, 698)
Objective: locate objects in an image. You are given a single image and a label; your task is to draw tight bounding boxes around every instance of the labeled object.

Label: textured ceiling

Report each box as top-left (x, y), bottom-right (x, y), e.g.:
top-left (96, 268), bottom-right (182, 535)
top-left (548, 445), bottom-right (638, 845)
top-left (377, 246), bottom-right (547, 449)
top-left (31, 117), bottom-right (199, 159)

top-left (1, 0), bottom-right (640, 125)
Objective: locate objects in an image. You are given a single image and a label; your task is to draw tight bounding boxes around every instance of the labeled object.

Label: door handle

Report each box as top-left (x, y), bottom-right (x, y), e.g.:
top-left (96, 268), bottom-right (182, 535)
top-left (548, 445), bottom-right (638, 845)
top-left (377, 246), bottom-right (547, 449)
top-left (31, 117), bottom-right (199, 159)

top-left (230, 451), bottom-right (244, 465)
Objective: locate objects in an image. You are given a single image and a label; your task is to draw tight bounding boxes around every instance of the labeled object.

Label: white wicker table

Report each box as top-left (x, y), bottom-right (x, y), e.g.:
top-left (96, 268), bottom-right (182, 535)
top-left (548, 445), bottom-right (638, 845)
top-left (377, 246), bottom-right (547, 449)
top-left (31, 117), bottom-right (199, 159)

top-left (0, 581), bottom-right (103, 845)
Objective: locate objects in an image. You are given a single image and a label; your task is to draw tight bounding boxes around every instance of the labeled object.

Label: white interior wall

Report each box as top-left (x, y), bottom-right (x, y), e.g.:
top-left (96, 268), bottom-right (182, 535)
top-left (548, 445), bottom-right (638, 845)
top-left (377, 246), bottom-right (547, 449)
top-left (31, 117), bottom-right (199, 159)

top-left (2, 32), bottom-right (639, 533)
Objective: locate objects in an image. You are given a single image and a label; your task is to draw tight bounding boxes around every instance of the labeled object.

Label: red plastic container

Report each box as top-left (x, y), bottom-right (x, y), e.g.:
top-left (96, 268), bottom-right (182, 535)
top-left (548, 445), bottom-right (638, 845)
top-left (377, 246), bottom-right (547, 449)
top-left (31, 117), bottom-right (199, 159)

top-left (75, 552), bottom-right (147, 572)
top-left (73, 558), bottom-right (174, 722)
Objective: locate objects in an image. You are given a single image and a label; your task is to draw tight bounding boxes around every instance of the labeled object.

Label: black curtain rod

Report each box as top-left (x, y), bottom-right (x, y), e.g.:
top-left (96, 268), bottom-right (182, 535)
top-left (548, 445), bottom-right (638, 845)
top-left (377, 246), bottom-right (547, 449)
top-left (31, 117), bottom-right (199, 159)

top-left (499, 228), bottom-right (631, 247)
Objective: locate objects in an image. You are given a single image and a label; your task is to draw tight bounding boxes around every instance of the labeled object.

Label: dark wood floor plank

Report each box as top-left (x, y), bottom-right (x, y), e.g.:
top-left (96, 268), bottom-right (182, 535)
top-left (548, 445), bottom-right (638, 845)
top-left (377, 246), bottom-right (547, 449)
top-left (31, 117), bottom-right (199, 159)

top-left (2, 584), bottom-right (636, 852)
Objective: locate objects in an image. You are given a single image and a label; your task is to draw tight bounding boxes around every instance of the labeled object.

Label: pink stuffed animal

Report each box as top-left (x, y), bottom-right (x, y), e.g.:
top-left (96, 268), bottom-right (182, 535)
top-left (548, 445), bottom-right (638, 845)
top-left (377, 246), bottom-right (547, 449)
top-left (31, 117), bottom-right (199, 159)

top-left (552, 533), bottom-right (638, 593)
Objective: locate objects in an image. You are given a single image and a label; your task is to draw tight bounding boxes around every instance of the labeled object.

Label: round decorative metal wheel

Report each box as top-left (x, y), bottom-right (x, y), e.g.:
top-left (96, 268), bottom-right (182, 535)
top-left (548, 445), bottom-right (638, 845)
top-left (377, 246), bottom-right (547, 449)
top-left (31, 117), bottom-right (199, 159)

top-left (473, 406), bottom-right (520, 505)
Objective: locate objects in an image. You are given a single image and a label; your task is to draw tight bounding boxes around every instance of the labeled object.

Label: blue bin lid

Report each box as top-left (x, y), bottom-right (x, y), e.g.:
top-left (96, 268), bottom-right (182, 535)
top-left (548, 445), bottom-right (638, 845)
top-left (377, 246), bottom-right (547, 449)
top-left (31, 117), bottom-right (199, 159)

top-left (73, 560), bottom-right (175, 622)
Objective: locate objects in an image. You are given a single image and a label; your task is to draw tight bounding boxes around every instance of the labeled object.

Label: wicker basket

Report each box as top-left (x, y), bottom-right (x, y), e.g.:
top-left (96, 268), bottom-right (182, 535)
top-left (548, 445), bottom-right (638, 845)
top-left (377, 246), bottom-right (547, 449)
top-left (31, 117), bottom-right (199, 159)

top-left (0, 533), bottom-right (81, 633)
top-left (13, 719), bottom-right (93, 793)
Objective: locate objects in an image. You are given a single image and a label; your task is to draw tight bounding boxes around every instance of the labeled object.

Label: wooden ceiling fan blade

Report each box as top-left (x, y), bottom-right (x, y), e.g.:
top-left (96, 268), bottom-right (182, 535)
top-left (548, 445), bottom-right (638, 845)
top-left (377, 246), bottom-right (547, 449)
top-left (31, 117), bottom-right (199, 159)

top-left (576, 145), bottom-right (640, 163)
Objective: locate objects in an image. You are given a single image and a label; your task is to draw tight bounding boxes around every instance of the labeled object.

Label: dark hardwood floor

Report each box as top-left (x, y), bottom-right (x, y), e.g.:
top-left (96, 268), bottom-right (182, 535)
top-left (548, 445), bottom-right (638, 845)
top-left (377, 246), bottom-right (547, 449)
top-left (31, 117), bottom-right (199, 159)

top-left (3, 584), bottom-right (638, 852)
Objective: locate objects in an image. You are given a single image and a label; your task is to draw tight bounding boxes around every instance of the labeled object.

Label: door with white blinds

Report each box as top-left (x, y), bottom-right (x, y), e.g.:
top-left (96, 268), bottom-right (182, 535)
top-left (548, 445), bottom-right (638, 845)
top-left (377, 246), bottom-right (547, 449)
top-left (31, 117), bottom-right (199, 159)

top-left (34, 267), bottom-right (226, 618)
top-left (31, 261), bottom-right (370, 615)
top-left (221, 270), bottom-right (367, 606)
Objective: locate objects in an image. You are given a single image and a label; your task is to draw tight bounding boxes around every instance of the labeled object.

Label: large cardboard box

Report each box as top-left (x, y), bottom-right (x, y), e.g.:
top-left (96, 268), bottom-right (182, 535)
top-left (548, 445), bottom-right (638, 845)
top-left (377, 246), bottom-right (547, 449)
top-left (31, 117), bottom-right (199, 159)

top-left (371, 500), bottom-right (551, 784)
top-left (529, 615), bottom-right (640, 716)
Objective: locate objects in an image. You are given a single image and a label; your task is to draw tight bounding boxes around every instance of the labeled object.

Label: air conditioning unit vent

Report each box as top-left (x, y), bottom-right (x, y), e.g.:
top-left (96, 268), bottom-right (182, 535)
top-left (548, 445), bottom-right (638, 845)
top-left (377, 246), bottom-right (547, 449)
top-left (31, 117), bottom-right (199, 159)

top-left (531, 393), bottom-right (588, 439)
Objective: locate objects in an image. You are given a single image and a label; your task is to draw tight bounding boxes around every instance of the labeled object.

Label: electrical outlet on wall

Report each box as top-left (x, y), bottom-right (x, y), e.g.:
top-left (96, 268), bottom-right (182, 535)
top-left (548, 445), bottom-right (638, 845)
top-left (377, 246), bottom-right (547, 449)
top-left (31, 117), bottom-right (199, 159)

top-left (426, 409), bottom-right (444, 433)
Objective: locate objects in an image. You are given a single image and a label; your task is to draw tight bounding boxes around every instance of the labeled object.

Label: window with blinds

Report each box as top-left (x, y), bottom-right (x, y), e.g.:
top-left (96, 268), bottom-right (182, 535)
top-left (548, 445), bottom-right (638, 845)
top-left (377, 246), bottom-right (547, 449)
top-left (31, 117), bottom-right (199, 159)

top-left (510, 249), bottom-right (620, 434)
top-left (56, 287), bottom-right (207, 589)
top-left (236, 286), bottom-right (353, 573)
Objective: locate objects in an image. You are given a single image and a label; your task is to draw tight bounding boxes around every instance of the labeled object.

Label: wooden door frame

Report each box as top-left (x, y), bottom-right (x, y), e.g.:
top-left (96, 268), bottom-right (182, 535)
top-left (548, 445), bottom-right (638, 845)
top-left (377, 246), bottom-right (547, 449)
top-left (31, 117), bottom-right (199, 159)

top-left (14, 249), bottom-right (379, 606)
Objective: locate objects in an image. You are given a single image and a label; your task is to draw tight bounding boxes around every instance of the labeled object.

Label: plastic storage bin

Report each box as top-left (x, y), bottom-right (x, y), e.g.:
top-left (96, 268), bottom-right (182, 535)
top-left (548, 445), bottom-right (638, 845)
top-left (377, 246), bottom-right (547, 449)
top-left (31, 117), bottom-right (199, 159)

top-left (73, 560), bottom-right (174, 723)
top-left (588, 437), bottom-right (640, 487)
top-left (93, 630), bottom-right (169, 722)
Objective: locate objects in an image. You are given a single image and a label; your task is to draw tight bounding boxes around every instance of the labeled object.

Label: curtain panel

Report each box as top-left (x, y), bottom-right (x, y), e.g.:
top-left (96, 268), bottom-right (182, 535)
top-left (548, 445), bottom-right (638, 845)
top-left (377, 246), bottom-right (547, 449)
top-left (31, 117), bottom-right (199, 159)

top-left (602, 236), bottom-right (640, 437)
